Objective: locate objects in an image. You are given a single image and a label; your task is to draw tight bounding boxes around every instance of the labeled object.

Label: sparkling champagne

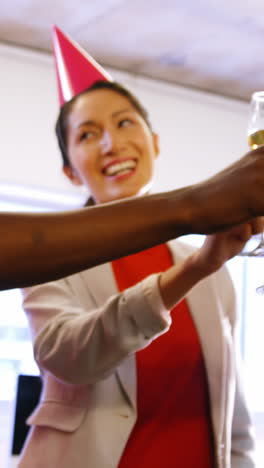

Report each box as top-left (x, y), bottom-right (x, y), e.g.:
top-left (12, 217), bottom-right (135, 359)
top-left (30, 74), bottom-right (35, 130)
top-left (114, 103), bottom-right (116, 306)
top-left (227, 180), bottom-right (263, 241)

top-left (248, 129), bottom-right (264, 149)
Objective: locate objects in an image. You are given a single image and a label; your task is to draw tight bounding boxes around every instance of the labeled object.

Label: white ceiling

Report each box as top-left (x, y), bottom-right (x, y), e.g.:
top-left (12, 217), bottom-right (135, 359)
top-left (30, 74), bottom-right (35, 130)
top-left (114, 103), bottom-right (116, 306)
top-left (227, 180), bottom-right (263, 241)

top-left (1, 0), bottom-right (264, 100)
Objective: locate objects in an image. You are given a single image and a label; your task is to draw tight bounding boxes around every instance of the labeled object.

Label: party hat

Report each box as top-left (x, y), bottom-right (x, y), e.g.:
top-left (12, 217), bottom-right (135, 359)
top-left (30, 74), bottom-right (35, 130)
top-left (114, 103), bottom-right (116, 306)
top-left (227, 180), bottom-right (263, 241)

top-left (52, 26), bottom-right (113, 106)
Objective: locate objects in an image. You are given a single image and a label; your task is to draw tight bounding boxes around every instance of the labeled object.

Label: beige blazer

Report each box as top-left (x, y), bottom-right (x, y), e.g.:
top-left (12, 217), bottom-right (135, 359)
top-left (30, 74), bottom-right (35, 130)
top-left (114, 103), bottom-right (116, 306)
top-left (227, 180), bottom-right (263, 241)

top-left (19, 241), bottom-right (256, 468)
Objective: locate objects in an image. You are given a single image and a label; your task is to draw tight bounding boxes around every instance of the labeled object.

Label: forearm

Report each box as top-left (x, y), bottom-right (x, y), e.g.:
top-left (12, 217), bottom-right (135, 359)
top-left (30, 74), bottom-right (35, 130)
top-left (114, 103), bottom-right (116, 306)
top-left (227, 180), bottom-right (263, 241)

top-left (0, 190), bottom-right (192, 290)
top-left (158, 250), bottom-right (211, 310)
top-left (0, 165), bottom-right (260, 291)
top-left (158, 219), bottom-right (258, 310)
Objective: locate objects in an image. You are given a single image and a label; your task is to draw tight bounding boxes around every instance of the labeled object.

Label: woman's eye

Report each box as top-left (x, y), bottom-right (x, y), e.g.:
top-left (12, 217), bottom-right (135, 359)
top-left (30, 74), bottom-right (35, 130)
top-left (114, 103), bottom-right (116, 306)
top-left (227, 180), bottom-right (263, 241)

top-left (118, 118), bottom-right (133, 128)
top-left (80, 131), bottom-right (94, 141)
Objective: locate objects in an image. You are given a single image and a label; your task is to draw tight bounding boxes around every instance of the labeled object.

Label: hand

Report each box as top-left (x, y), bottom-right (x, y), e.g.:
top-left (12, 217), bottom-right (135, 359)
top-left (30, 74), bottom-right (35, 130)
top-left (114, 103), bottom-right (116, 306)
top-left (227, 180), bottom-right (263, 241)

top-left (194, 217), bottom-right (264, 275)
top-left (190, 146), bottom-right (264, 233)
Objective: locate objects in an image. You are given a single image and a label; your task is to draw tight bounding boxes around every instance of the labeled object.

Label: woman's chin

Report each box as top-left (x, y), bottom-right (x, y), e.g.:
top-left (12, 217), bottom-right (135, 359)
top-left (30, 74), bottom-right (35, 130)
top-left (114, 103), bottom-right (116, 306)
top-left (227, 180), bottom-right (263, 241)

top-left (95, 181), bottom-right (154, 204)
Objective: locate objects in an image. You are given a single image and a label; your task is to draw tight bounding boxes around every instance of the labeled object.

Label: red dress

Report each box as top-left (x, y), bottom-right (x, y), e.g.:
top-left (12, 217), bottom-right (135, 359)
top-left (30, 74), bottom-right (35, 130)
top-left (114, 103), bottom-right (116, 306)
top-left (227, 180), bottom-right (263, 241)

top-left (112, 244), bottom-right (215, 468)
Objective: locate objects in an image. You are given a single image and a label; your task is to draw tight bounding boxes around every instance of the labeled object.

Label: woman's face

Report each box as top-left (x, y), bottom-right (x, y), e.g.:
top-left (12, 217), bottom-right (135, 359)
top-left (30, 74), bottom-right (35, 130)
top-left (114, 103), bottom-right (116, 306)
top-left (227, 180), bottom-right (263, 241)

top-left (64, 88), bottom-right (159, 204)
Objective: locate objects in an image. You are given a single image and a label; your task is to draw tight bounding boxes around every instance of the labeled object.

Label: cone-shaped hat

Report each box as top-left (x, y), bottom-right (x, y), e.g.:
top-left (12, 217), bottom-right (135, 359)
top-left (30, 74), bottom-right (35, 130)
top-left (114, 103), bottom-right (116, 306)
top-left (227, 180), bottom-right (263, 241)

top-left (52, 26), bottom-right (113, 106)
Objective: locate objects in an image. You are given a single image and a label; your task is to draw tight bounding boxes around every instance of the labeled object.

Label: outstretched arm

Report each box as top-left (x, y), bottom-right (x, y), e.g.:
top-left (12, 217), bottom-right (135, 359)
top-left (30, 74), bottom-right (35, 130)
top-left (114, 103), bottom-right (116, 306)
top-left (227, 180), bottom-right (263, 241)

top-left (159, 219), bottom-right (262, 310)
top-left (0, 193), bottom-right (191, 290)
top-left (1, 146), bottom-right (264, 290)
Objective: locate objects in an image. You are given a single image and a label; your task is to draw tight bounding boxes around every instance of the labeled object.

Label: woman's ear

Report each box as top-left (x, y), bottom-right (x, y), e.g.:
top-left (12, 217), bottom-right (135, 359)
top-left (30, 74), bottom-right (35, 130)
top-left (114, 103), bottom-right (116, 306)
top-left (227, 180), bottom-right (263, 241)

top-left (152, 133), bottom-right (160, 159)
top-left (63, 165), bottom-right (83, 186)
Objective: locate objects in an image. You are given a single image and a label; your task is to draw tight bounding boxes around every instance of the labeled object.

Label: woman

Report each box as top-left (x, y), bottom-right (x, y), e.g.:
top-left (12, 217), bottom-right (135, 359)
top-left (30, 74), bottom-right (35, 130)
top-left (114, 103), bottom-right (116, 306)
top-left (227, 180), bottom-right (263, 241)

top-left (19, 79), bottom-right (257, 468)
top-left (18, 29), bottom-right (256, 468)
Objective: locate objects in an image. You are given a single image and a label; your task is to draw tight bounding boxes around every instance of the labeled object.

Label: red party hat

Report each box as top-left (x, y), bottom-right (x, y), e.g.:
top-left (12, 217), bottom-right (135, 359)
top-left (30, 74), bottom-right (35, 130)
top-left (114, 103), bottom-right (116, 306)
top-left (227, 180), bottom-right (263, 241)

top-left (52, 26), bottom-right (113, 106)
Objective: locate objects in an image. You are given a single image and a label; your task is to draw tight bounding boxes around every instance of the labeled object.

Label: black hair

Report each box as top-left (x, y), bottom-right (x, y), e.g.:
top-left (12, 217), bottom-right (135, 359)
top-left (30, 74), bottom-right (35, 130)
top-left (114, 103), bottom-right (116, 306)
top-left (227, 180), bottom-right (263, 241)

top-left (55, 80), bottom-right (153, 167)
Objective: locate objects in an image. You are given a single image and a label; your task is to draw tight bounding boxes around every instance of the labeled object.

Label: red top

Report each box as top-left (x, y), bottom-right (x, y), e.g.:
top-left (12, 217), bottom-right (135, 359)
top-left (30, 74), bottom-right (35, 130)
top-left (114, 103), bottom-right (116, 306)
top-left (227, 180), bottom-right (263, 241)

top-left (112, 244), bottom-right (215, 468)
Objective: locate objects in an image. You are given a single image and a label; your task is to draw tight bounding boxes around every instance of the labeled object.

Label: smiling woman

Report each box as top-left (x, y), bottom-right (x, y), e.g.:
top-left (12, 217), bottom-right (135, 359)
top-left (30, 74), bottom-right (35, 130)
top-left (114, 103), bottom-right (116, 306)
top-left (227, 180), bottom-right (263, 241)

top-left (59, 82), bottom-right (159, 203)
top-left (14, 27), bottom-right (260, 468)
top-left (56, 81), bottom-right (159, 203)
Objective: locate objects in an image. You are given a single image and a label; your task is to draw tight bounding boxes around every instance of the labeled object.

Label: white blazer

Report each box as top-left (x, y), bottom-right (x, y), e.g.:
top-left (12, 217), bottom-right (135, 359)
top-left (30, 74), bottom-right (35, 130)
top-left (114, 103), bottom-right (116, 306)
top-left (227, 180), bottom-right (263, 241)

top-left (19, 240), bottom-right (256, 468)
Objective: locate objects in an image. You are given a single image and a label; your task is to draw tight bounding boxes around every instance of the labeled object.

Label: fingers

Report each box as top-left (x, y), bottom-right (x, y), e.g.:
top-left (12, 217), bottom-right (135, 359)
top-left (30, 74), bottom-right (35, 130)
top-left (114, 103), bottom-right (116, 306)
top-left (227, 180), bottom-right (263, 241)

top-left (231, 217), bottom-right (264, 239)
top-left (249, 216), bottom-right (264, 235)
top-left (246, 145), bottom-right (264, 158)
top-left (236, 223), bottom-right (252, 243)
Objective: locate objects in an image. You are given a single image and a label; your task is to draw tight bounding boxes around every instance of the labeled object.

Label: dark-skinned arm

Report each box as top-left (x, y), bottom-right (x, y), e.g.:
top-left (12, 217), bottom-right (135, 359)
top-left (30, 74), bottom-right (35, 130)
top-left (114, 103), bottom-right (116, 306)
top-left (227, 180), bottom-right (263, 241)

top-left (1, 146), bottom-right (264, 290)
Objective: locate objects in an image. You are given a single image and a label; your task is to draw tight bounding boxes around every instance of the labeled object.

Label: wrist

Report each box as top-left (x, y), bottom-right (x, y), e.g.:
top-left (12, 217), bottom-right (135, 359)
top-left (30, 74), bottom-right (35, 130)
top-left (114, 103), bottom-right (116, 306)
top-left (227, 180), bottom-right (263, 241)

top-left (158, 251), bottom-right (211, 310)
top-left (165, 186), bottom-right (201, 237)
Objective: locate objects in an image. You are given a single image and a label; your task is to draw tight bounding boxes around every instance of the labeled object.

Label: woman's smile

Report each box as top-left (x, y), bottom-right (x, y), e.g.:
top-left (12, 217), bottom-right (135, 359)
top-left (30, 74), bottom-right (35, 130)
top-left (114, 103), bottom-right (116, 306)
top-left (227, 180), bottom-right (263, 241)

top-left (102, 157), bottom-right (137, 179)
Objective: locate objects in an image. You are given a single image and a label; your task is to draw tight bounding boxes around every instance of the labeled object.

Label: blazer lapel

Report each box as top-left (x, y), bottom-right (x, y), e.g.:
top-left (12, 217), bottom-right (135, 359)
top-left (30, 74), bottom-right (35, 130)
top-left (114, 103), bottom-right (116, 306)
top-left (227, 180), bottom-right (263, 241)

top-left (186, 281), bottom-right (226, 445)
top-left (168, 240), bottom-right (227, 446)
top-left (78, 263), bottom-right (137, 409)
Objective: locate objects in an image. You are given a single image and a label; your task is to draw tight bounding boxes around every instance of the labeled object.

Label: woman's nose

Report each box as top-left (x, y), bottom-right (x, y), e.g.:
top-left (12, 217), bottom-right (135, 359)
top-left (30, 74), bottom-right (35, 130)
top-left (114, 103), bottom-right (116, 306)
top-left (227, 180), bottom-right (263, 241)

top-left (100, 130), bottom-right (119, 154)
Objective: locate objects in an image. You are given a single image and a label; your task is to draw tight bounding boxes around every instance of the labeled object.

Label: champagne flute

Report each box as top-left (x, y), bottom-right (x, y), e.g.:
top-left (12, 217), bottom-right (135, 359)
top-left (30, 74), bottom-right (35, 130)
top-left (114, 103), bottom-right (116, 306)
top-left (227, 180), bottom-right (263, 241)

top-left (240, 91), bottom-right (264, 258)
top-left (239, 91), bottom-right (264, 294)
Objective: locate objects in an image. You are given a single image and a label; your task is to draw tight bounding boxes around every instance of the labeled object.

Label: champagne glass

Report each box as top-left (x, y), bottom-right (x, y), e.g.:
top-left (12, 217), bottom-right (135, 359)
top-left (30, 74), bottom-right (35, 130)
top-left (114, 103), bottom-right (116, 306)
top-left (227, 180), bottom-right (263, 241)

top-left (239, 91), bottom-right (264, 294)
top-left (240, 91), bottom-right (264, 258)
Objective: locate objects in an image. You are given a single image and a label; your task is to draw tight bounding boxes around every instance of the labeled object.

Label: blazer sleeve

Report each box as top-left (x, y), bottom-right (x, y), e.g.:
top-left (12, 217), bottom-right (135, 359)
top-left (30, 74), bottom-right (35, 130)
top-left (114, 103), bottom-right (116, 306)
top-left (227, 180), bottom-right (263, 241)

top-left (21, 273), bottom-right (171, 385)
top-left (221, 268), bottom-right (257, 467)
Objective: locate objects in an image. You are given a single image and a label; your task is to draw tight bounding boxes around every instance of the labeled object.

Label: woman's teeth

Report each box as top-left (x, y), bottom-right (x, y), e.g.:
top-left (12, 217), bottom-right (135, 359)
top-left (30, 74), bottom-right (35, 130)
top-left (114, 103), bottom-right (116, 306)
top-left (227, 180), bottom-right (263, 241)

top-left (104, 160), bottom-right (136, 176)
